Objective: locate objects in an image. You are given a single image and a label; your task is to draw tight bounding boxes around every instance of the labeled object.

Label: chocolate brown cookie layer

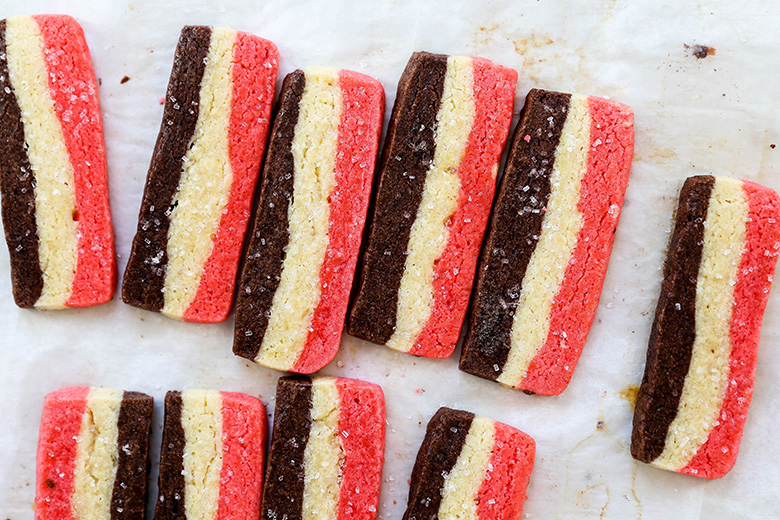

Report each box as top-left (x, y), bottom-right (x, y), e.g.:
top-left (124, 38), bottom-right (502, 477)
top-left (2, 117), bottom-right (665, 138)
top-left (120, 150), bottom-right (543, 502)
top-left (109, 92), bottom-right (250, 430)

top-left (347, 52), bottom-right (447, 344)
top-left (112, 392), bottom-right (154, 520)
top-left (632, 176), bottom-right (715, 462)
top-left (154, 391), bottom-right (187, 520)
top-left (460, 89), bottom-right (570, 380)
top-left (0, 19), bottom-right (43, 307)
top-left (404, 408), bottom-right (473, 520)
top-left (262, 377), bottom-right (313, 520)
top-left (122, 26), bottom-right (211, 311)
top-left (233, 71), bottom-right (304, 360)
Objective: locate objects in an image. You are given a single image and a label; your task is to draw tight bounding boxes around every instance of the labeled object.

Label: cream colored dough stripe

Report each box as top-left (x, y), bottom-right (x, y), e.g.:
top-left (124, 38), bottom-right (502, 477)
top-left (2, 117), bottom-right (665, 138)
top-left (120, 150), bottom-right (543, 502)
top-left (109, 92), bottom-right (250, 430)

top-left (654, 178), bottom-right (748, 471)
top-left (302, 378), bottom-right (343, 520)
top-left (255, 67), bottom-right (342, 368)
top-left (6, 17), bottom-right (78, 309)
top-left (497, 95), bottom-right (590, 388)
top-left (181, 390), bottom-right (224, 520)
top-left (72, 388), bottom-right (123, 520)
top-left (386, 56), bottom-right (475, 353)
top-left (162, 28), bottom-right (237, 319)
top-left (438, 416), bottom-right (495, 519)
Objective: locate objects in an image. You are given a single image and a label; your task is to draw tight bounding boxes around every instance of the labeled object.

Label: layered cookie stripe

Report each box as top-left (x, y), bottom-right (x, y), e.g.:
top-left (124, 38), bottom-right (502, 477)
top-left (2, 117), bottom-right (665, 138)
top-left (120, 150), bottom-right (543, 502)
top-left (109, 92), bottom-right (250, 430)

top-left (154, 390), bottom-right (267, 520)
top-left (347, 52), bottom-right (446, 346)
top-left (403, 408), bottom-right (535, 520)
top-left (631, 176), bottom-right (714, 466)
top-left (233, 68), bottom-right (384, 373)
top-left (409, 57), bottom-right (517, 358)
top-left (122, 26), bottom-right (278, 323)
top-left (348, 51), bottom-right (517, 358)
top-left (682, 181), bottom-right (780, 477)
top-left (460, 90), bottom-right (634, 394)
top-left (262, 377), bottom-right (385, 520)
top-left (477, 422), bottom-right (536, 520)
top-left (184, 31), bottom-right (278, 322)
top-left (0, 15), bottom-right (115, 309)
top-left (632, 176), bottom-right (780, 479)
top-left (35, 386), bottom-right (153, 520)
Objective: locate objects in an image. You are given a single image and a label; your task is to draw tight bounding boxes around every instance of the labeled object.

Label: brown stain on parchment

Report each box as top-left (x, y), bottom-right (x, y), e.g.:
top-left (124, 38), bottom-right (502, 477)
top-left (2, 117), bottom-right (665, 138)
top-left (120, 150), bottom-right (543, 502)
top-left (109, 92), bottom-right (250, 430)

top-left (566, 429), bottom-right (644, 517)
top-left (636, 148), bottom-right (678, 164)
top-left (631, 466), bottom-right (644, 519)
top-left (684, 43), bottom-right (716, 59)
top-left (621, 384), bottom-right (641, 411)
top-left (511, 34), bottom-right (558, 84)
top-left (512, 34), bottom-right (555, 53)
top-left (649, 148), bottom-right (676, 160)
top-left (576, 483), bottom-right (610, 519)
top-left (470, 21), bottom-right (593, 89)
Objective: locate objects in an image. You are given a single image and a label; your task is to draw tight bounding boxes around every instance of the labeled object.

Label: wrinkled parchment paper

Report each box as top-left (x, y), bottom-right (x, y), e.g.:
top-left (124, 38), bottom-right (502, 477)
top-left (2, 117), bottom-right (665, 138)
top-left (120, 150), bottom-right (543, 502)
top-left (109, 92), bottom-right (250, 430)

top-left (2, 1), bottom-right (780, 518)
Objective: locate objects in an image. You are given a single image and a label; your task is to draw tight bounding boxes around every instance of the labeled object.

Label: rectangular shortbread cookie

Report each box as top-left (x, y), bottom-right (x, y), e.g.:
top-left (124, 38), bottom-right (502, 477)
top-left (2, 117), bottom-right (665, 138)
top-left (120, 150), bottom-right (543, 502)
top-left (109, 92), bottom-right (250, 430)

top-left (632, 175), bottom-right (780, 478)
top-left (348, 51), bottom-right (517, 359)
top-left (122, 25), bottom-right (278, 323)
top-left (0, 15), bottom-right (116, 309)
top-left (262, 376), bottom-right (385, 520)
top-left (460, 88), bottom-right (634, 395)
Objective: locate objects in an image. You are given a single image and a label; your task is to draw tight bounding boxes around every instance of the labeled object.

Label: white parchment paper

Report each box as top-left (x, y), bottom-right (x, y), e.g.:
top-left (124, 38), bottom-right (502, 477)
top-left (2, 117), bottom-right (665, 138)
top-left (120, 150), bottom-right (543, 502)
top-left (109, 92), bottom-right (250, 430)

top-left (2, 1), bottom-right (780, 518)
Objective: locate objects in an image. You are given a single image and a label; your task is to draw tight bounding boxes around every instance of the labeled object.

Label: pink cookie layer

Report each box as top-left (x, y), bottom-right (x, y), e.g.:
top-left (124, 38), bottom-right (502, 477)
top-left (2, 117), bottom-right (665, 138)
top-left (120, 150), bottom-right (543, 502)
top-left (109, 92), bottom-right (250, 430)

top-left (335, 378), bottom-right (386, 519)
top-left (184, 33), bottom-right (278, 323)
top-left (521, 96), bottom-right (634, 394)
top-left (35, 386), bottom-right (90, 520)
top-left (682, 181), bottom-right (780, 478)
top-left (409, 58), bottom-right (517, 358)
top-left (476, 422), bottom-right (536, 520)
top-left (292, 71), bottom-right (384, 373)
top-left (34, 15), bottom-right (115, 307)
top-left (215, 391), bottom-right (267, 520)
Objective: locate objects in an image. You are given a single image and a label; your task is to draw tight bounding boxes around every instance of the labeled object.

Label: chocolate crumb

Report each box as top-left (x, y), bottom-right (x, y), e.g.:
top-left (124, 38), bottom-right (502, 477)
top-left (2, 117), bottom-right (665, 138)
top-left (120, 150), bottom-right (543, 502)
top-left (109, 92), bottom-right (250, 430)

top-left (684, 43), bottom-right (716, 59)
top-left (120, 75), bottom-right (131, 84)
top-left (45, 478), bottom-right (55, 489)
top-left (771, 144), bottom-right (776, 149)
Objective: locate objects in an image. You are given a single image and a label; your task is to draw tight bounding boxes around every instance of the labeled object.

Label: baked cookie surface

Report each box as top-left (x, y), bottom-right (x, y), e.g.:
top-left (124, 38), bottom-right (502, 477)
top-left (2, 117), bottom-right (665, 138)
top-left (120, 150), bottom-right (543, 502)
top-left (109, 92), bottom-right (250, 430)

top-left (632, 175), bottom-right (780, 478)
top-left (460, 88), bottom-right (634, 395)
top-left (262, 376), bottom-right (385, 520)
top-left (349, 51), bottom-right (517, 359)
top-left (36, 387), bottom-right (153, 520)
top-left (233, 67), bottom-right (384, 373)
top-left (154, 390), bottom-right (267, 520)
top-left (122, 25), bottom-right (278, 323)
top-left (0, 15), bottom-right (115, 309)
top-left (403, 407), bottom-right (535, 520)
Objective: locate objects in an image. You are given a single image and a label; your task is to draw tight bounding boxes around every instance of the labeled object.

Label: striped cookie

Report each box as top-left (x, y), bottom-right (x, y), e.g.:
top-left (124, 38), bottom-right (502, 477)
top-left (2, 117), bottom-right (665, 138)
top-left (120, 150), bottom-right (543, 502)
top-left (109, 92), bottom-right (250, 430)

top-left (632, 175), bottom-right (780, 479)
top-left (233, 67), bottom-right (384, 373)
top-left (35, 387), bottom-right (153, 520)
top-left (154, 390), bottom-right (267, 520)
top-left (122, 25), bottom-right (278, 323)
top-left (403, 407), bottom-right (535, 520)
top-left (460, 89), bottom-right (634, 395)
top-left (348, 51), bottom-right (517, 358)
top-left (0, 15), bottom-right (115, 309)
top-left (262, 376), bottom-right (385, 520)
